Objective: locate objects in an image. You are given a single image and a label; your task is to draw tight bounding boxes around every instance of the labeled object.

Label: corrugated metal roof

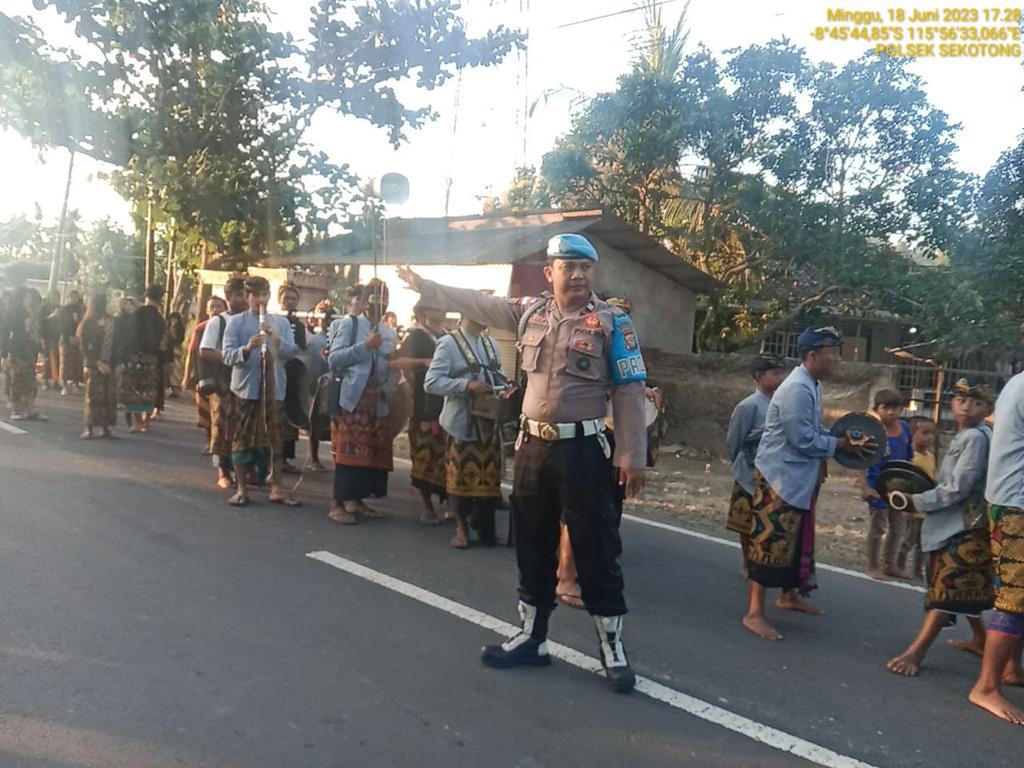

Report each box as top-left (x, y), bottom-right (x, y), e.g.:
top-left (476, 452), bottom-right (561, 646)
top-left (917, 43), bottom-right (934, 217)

top-left (267, 210), bottom-right (719, 294)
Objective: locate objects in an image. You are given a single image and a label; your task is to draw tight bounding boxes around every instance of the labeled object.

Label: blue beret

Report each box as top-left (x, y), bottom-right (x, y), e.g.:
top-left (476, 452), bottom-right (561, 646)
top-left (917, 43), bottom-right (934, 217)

top-left (797, 325), bottom-right (843, 350)
top-left (546, 233), bottom-right (598, 262)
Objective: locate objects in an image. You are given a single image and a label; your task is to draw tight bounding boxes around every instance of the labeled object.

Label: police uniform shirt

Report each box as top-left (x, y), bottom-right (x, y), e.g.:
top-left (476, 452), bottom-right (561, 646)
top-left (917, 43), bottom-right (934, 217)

top-left (417, 280), bottom-right (648, 469)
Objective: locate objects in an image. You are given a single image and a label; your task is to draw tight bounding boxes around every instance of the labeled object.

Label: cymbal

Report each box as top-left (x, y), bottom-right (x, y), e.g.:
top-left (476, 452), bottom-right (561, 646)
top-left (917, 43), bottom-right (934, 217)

top-left (830, 412), bottom-right (888, 470)
top-left (878, 460), bottom-right (936, 498)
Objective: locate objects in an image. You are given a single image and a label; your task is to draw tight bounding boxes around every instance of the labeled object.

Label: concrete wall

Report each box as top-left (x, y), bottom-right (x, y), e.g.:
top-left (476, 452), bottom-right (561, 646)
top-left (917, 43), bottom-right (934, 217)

top-left (591, 239), bottom-right (698, 355)
top-left (646, 350), bottom-right (901, 457)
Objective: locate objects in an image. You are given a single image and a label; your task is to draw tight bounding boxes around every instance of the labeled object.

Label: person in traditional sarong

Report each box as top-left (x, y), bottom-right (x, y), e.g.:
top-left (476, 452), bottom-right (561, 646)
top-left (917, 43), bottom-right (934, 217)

top-left (969, 371), bottom-right (1024, 724)
top-left (726, 355), bottom-right (790, 576)
top-left (165, 311), bottom-right (186, 400)
top-left (885, 378), bottom-right (995, 677)
top-left (327, 280), bottom-right (396, 524)
top-left (112, 297), bottom-right (138, 429)
top-left (425, 315), bottom-right (507, 548)
top-left (185, 297), bottom-right (228, 442)
top-left (394, 300), bottom-right (449, 525)
top-left (278, 283), bottom-right (307, 475)
top-left (56, 291), bottom-right (85, 395)
top-left (745, 326), bottom-right (871, 641)
top-left (120, 286), bottom-right (166, 433)
top-left (39, 291), bottom-right (60, 390)
top-left (305, 300), bottom-right (336, 472)
top-left (1, 286), bottom-right (46, 421)
top-left (221, 276), bottom-right (300, 507)
top-left (201, 278), bottom-right (247, 489)
top-left (77, 293), bottom-right (117, 439)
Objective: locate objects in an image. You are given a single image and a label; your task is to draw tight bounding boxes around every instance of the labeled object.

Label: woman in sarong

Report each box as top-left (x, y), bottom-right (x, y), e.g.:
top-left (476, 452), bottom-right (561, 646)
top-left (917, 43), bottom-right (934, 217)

top-left (120, 288), bottom-right (165, 433)
top-left (77, 292), bottom-right (117, 439)
top-left (1, 287), bottom-right (46, 421)
top-left (327, 281), bottom-right (397, 524)
top-left (886, 378), bottom-right (996, 677)
top-left (394, 301), bottom-right (449, 525)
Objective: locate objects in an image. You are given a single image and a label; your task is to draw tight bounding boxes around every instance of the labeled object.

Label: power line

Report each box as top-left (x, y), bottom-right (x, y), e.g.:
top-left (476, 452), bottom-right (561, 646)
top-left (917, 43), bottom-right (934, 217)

top-left (553, 0), bottom-right (681, 30)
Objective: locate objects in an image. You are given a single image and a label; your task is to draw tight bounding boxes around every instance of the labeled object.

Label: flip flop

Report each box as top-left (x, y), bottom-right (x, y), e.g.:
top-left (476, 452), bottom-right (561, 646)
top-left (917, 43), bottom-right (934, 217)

top-left (228, 494), bottom-right (250, 507)
top-left (557, 593), bottom-right (585, 610)
top-left (269, 496), bottom-right (303, 508)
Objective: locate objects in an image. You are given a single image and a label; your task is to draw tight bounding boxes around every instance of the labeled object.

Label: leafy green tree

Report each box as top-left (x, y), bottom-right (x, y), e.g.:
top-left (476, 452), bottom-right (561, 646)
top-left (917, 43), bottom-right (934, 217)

top-left (0, 0), bottom-right (523, 268)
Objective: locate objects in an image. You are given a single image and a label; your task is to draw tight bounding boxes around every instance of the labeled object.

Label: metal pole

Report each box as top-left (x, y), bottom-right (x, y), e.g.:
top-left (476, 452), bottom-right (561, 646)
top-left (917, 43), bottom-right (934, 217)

top-left (48, 148), bottom-right (75, 297)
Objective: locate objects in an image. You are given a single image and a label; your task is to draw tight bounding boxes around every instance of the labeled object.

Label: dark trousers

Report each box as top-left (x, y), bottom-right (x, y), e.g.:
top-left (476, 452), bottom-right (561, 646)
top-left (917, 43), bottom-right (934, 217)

top-left (512, 433), bottom-right (626, 618)
top-left (452, 495), bottom-right (497, 544)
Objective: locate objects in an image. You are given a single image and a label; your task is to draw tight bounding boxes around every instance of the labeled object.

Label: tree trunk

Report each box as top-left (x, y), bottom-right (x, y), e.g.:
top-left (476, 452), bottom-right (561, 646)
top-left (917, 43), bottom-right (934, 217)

top-left (144, 199), bottom-right (155, 288)
top-left (163, 226), bottom-right (177, 314)
top-left (47, 149), bottom-right (75, 297)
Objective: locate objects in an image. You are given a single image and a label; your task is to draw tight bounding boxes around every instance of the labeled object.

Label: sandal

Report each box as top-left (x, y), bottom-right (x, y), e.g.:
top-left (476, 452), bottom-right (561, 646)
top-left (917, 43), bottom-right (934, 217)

top-left (557, 592), bottom-right (586, 610)
top-left (358, 502), bottom-right (383, 519)
top-left (269, 496), bottom-right (303, 508)
top-left (328, 505), bottom-right (358, 524)
top-left (80, 431), bottom-right (94, 440)
top-left (228, 493), bottom-right (250, 507)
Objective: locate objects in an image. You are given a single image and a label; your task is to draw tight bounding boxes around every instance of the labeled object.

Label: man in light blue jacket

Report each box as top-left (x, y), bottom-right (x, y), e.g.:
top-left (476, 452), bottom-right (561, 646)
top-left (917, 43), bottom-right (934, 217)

top-left (425, 315), bottom-right (507, 549)
top-left (327, 280), bottom-right (397, 524)
top-left (744, 326), bottom-right (871, 641)
top-left (221, 276), bottom-right (298, 508)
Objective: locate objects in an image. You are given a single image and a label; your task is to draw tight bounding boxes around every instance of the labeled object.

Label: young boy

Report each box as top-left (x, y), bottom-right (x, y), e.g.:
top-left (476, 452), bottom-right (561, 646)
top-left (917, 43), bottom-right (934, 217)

top-left (885, 379), bottom-right (995, 677)
top-left (895, 416), bottom-right (937, 580)
top-left (726, 355), bottom-right (789, 573)
top-left (860, 389), bottom-right (914, 580)
top-left (969, 371), bottom-right (1024, 725)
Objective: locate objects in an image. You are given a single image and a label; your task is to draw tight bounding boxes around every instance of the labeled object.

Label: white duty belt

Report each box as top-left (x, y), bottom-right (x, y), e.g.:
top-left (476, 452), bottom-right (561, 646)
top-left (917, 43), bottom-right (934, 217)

top-left (522, 417), bottom-right (605, 442)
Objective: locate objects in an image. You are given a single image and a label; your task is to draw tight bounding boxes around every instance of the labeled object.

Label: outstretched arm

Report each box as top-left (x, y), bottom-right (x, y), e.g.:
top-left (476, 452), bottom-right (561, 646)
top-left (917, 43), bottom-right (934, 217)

top-left (396, 265), bottom-right (524, 333)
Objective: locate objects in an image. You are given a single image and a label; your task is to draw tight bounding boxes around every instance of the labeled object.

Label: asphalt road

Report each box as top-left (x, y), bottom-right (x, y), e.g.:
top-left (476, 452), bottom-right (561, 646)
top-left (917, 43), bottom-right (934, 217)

top-left (0, 389), bottom-right (1022, 768)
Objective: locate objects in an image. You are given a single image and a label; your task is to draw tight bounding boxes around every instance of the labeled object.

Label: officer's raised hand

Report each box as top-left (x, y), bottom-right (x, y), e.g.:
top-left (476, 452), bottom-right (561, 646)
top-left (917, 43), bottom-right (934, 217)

top-left (396, 265), bottom-right (423, 292)
top-left (619, 467), bottom-right (645, 498)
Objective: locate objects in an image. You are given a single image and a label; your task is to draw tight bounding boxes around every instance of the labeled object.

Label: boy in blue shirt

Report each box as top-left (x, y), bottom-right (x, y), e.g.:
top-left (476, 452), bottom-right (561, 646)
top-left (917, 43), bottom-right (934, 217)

top-left (859, 389), bottom-right (913, 580)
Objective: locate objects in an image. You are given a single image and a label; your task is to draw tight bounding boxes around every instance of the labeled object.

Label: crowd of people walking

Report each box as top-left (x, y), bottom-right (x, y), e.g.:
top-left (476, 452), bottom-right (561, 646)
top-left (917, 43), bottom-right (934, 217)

top-left (2, 229), bottom-right (1023, 723)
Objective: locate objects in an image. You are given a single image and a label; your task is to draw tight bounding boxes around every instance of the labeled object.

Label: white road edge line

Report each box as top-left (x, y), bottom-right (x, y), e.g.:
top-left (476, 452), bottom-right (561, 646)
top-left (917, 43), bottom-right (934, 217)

top-left (392, 457), bottom-right (926, 595)
top-left (307, 550), bottom-right (880, 768)
top-left (0, 421), bottom-right (28, 435)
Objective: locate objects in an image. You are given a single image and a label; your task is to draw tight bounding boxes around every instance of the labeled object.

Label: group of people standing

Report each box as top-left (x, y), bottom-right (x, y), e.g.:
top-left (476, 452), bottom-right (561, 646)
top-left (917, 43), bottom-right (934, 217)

top-left (725, 328), bottom-right (1024, 725)
top-left (0, 283), bottom-right (180, 433)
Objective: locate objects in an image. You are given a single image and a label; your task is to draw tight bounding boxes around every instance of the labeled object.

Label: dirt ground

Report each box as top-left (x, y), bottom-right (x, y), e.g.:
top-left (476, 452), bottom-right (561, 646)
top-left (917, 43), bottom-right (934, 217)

top-left (394, 434), bottom-right (921, 585)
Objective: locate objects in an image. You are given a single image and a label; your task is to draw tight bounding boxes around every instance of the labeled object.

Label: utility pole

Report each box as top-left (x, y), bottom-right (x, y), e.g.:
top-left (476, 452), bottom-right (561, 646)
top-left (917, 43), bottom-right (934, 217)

top-left (47, 148), bottom-right (75, 297)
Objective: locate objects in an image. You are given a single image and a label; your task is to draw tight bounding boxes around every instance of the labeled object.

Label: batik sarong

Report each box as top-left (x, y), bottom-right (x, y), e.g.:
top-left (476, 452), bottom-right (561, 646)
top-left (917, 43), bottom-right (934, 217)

top-left (119, 352), bottom-right (160, 413)
top-left (925, 526), bottom-right (994, 616)
top-left (409, 420), bottom-right (447, 497)
top-left (7, 357), bottom-right (37, 406)
top-left (446, 427), bottom-right (501, 500)
top-left (83, 369), bottom-right (116, 428)
top-left (59, 337), bottom-right (83, 383)
top-left (989, 504), bottom-right (1024, 617)
top-left (231, 397), bottom-right (284, 467)
top-left (726, 482), bottom-right (754, 535)
top-left (208, 392), bottom-right (232, 458)
top-left (332, 386), bottom-right (393, 502)
top-left (747, 471), bottom-right (818, 595)
top-left (196, 392), bottom-right (211, 436)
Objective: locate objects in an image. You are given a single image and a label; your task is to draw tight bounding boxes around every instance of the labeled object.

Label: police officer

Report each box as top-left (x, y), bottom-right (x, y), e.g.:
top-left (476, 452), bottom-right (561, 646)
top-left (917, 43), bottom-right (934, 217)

top-left (397, 233), bottom-right (647, 693)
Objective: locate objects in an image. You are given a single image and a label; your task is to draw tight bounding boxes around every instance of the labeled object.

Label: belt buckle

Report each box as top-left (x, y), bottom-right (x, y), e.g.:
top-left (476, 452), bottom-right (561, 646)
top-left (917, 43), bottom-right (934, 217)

top-left (539, 422), bottom-right (560, 442)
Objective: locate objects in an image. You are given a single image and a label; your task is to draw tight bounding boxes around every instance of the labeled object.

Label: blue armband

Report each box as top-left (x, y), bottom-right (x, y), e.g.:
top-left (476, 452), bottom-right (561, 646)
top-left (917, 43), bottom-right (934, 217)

top-left (609, 314), bottom-right (646, 384)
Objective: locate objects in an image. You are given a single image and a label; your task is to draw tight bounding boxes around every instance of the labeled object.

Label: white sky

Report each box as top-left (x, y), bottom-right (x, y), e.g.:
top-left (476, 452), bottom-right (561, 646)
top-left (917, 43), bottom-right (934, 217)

top-left (1, 0), bottom-right (1022, 230)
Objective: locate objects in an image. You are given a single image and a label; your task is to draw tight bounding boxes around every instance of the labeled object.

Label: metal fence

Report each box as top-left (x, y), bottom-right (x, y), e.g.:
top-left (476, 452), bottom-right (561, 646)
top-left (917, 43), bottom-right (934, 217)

top-left (894, 360), bottom-right (1005, 430)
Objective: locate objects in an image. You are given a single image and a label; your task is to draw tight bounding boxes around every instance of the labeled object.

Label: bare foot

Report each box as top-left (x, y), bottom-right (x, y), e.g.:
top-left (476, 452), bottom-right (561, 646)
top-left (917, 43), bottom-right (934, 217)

top-left (948, 638), bottom-right (986, 658)
top-left (968, 686), bottom-right (1024, 725)
top-left (867, 566), bottom-right (889, 581)
top-left (886, 651), bottom-right (923, 677)
top-left (358, 501), bottom-right (383, 519)
top-left (217, 475), bottom-right (233, 490)
top-left (1002, 671), bottom-right (1024, 687)
top-left (450, 527), bottom-right (468, 549)
top-left (776, 595), bottom-right (824, 615)
top-left (328, 504), bottom-right (357, 525)
top-left (885, 566), bottom-right (904, 579)
top-left (742, 615), bottom-right (783, 640)
top-left (418, 510), bottom-right (441, 526)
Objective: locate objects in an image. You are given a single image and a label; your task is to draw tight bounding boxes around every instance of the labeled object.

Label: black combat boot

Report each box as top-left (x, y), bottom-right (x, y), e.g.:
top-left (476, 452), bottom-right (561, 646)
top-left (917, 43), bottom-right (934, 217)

top-left (481, 601), bottom-right (552, 668)
top-left (594, 615), bottom-right (636, 693)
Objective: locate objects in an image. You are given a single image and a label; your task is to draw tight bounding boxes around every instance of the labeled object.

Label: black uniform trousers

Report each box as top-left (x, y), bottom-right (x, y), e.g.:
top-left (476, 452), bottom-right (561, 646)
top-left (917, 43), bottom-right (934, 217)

top-left (512, 431), bottom-right (627, 618)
